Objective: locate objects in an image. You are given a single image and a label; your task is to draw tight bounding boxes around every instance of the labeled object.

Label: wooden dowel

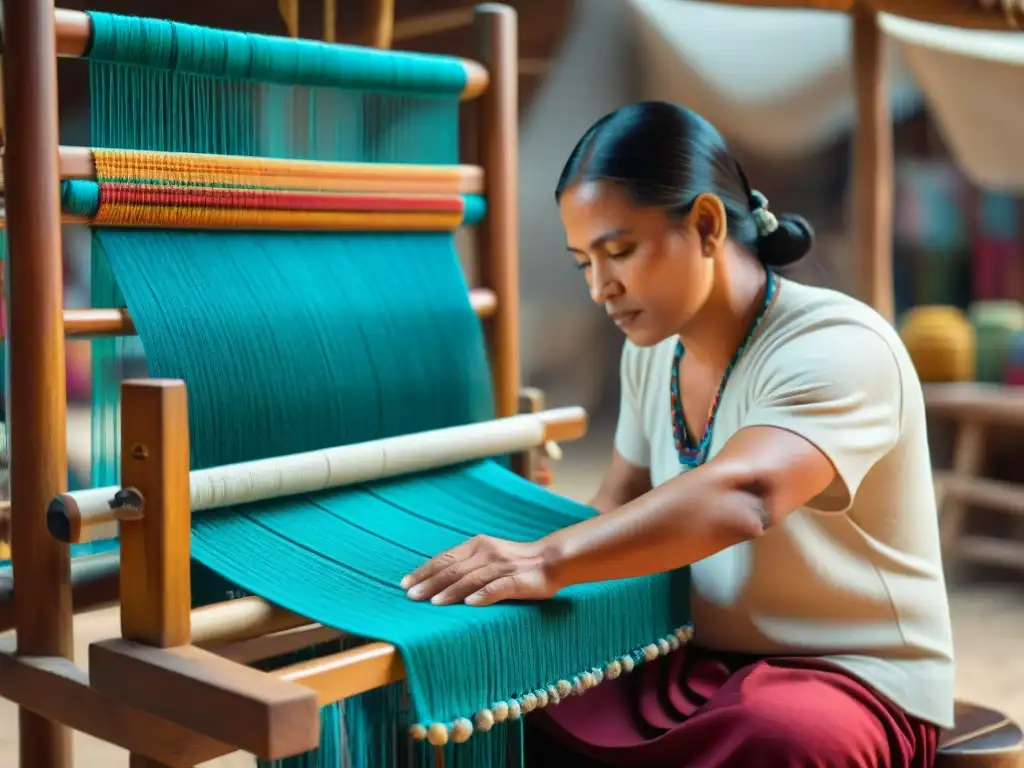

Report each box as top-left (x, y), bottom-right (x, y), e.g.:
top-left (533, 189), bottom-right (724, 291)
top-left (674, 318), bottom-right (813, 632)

top-left (851, 8), bottom-right (894, 322)
top-left (190, 596), bottom-right (309, 648)
top-left (474, 5), bottom-right (520, 419)
top-left (0, 289), bottom-right (495, 341)
top-left (0, 146), bottom-right (486, 193)
top-left (47, 405), bottom-right (588, 544)
top-left (209, 625), bottom-right (344, 665)
top-left (2, 0), bottom-right (74, 764)
top-left (61, 308), bottom-right (135, 339)
top-left (277, 641), bottom-right (404, 706)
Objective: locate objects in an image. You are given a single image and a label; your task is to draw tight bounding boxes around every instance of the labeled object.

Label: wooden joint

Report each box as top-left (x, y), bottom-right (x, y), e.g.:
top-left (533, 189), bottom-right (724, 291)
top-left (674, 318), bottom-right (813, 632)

top-left (88, 639), bottom-right (320, 760)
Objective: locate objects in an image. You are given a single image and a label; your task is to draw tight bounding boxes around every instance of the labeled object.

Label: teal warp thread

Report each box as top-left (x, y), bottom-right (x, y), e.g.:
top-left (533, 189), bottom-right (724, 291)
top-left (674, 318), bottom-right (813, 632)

top-left (91, 227), bottom-right (691, 767)
top-left (85, 12), bottom-right (468, 95)
top-left (85, 16), bottom-right (462, 163)
top-left (58, 180), bottom-right (488, 228)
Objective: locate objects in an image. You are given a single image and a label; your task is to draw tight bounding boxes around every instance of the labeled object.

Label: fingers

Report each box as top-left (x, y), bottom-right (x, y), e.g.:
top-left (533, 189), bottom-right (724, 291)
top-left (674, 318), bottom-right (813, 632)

top-left (431, 562), bottom-right (515, 606)
top-left (400, 537), bottom-right (481, 592)
top-left (464, 575), bottom-right (520, 607)
top-left (405, 553), bottom-right (490, 603)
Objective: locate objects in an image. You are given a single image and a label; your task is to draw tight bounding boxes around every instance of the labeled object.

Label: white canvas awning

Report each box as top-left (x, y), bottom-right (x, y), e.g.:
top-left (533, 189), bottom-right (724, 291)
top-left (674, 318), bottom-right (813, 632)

top-left (881, 14), bottom-right (1024, 193)
top-left (628, 0), bottom-right (1024, 191)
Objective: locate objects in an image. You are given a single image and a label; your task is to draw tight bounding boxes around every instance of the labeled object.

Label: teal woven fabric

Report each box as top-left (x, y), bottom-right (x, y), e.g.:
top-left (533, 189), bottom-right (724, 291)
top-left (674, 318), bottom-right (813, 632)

top-left (92, 228), bottom-right (690, 766)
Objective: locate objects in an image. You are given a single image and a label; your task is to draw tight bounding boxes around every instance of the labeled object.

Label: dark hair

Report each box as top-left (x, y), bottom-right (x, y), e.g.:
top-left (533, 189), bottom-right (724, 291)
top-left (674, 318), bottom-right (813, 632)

top-left (555, 101), bottom-right (814, 268)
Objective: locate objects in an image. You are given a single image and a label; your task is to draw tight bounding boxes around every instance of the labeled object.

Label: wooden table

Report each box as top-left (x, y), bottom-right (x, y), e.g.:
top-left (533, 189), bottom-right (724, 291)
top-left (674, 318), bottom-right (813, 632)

top-left (924, 383), bottom-right (1024, 573)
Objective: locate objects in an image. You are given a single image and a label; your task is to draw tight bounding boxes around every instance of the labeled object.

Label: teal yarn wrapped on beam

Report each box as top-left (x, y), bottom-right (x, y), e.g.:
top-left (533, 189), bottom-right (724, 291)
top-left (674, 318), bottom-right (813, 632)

top-left (85, 12), bottom-right (469, 96)
top-left (62, 180), bottom-right (101, 217)
top-left (91, 227), bottom-right (690, 767)
top-left (461, 195), bottom-right (488, 227)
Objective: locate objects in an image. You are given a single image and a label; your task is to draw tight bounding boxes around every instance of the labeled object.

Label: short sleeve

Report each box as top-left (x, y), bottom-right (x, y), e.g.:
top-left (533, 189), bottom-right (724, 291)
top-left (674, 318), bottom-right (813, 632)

top-left (740, 324), bottom-right (904, 513)
top-left (614, 342), bottom-right (650, 468)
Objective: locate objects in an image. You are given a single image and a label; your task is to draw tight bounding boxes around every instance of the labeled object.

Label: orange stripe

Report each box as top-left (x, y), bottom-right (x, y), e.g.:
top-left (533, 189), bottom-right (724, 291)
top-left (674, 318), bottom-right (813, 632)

top-left (92, 203), bottom-right (464, 231)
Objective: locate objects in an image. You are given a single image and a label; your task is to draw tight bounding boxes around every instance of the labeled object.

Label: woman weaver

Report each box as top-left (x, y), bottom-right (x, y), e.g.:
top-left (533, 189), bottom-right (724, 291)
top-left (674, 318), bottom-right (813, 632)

top-left (402, 101), bottom-right (954, 767)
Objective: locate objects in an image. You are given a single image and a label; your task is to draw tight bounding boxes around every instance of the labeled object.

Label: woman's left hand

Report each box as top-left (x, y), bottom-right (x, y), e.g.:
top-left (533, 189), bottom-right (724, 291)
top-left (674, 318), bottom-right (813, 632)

top-left (400, 535), bottom-right (560, 607)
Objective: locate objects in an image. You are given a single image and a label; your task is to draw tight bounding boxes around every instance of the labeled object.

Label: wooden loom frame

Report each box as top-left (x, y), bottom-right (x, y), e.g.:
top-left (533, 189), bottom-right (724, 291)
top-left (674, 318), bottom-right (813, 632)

top-left (0, 2), bottom-right (563, 766)
top-left (0, 0), bottom-right (1021, 766)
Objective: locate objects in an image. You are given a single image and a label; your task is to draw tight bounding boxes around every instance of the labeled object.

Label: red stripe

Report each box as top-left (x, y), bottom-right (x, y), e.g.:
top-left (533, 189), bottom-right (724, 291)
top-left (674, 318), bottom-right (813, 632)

top-left (98, 183), bottom-right (464, 213)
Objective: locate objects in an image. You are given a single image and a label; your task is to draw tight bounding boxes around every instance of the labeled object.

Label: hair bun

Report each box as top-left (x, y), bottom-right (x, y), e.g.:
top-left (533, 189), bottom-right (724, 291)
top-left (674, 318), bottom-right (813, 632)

top-left (755, 212), bottom-right (814, 268)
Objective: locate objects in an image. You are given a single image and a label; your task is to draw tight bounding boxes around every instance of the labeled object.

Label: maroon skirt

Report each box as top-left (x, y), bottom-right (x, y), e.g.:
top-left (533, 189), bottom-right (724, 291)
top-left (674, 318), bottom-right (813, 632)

top-left (524, 645), bottom-right (938, 768)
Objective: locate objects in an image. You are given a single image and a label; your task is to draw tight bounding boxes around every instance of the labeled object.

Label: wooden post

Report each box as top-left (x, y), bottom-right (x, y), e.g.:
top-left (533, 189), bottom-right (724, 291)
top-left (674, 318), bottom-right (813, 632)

top-left (278, 0), bottom-right (299, 38)
top-left (851, 8), bottom-right (895, 322)
top-left (939, 420), bottom-right (985, 573)
top-left (323, 0), bottom-right (337, 43)
top-left (118, 380), bottom-right (192, 647)
top-left (1, 0), bottom-right (74, 765)
top-left (119, 379), bottom-right (194, 767)
top-left (474, 5), bottom-right (521, 420)
top-left (368, 0), bottom-right (395, 48)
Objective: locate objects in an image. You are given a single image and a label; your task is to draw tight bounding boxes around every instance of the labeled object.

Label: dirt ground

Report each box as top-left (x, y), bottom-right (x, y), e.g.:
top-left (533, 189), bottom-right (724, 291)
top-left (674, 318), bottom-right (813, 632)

top-left (2, 433), bottom-right (1023, 766)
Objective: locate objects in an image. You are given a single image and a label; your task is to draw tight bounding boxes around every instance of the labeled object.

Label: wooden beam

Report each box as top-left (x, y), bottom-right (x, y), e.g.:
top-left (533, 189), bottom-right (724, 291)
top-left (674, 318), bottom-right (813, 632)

top-left (0, 636), bottom-right (235, 768)
top-left (924, 383), bottom-right (1024, 425)
top-left (89, 640), bottom-right (321, 760)
top-left (865, 0), bottom-right (1024, 31)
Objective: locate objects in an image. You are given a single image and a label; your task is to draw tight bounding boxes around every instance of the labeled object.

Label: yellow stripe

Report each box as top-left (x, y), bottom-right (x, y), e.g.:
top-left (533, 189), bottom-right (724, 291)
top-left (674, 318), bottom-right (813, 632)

top-left (92, 149), bottom-right (483, 195)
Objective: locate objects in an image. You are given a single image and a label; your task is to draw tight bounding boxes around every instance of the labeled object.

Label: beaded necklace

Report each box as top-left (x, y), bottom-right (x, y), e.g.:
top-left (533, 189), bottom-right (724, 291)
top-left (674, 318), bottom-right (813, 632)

top-left (670, 267), bottom-right (778, 469)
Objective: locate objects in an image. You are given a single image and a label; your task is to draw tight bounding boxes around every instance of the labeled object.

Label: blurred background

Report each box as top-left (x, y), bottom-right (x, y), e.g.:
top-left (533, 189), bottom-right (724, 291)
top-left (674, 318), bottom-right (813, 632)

top-left (3, 0), bottom-right (1024, 764)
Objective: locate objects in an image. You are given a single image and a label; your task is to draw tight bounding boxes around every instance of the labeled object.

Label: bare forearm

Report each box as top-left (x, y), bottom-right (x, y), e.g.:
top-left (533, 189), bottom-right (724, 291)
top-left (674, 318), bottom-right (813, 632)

top-left (588, 452), bottom-right (652, 514)
top-left (544, 462), bottom-right (767, 588)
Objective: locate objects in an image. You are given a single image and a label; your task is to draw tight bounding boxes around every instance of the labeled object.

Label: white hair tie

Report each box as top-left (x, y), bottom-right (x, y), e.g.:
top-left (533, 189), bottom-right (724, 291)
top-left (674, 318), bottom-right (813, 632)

top-left (750, 190), bottom-right (778, 238)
